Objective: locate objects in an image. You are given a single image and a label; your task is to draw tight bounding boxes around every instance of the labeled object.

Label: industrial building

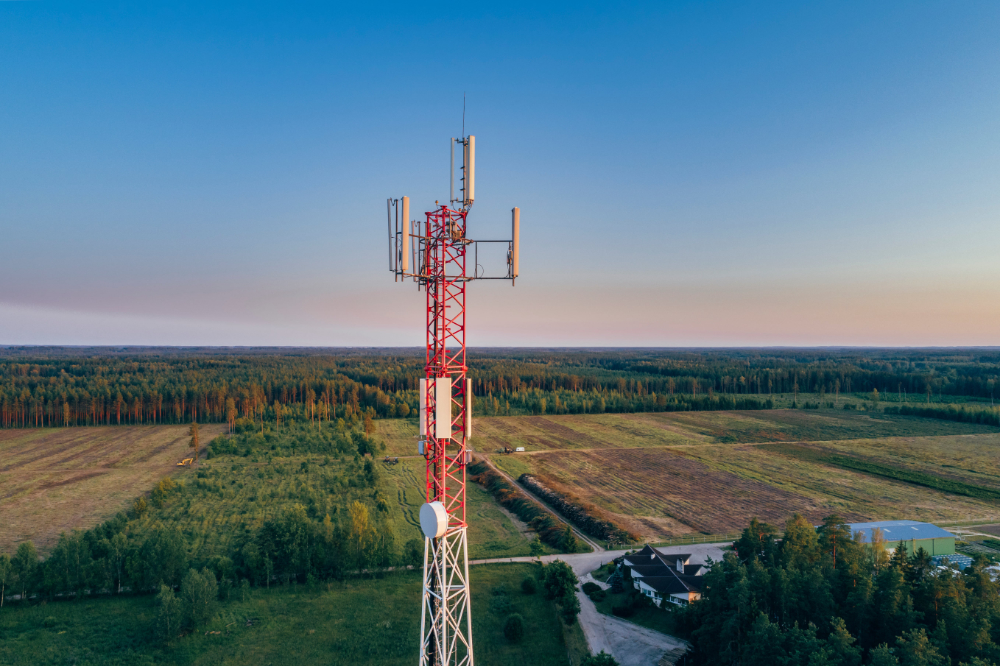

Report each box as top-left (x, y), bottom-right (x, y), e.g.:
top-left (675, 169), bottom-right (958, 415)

top-left (847, 520), bottom-right (956, 556)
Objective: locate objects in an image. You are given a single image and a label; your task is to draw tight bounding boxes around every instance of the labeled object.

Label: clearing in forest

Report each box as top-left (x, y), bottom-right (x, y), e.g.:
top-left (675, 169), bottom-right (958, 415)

top-left (0, 425), bottom-right (225, 553)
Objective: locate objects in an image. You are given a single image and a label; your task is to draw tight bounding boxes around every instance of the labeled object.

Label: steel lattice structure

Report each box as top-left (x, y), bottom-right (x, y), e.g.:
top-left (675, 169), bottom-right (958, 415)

top-left (420, 204), bottom-right (473, 666)
top-left (387, 133), bottom-right (518, 666)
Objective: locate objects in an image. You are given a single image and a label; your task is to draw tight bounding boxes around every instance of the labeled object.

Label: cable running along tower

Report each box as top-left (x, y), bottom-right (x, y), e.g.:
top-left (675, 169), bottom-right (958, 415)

top-left (387, 134), bottom-right (520, 666)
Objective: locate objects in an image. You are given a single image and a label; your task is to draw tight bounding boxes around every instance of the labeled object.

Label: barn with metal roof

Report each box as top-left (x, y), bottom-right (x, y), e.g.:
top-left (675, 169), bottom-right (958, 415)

top-left (848, 520), bottom-right (956, 556)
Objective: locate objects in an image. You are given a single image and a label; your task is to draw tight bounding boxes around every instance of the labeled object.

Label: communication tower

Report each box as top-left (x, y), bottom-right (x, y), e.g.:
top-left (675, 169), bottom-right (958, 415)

top-left (387, 134), bottom-right (519, 666)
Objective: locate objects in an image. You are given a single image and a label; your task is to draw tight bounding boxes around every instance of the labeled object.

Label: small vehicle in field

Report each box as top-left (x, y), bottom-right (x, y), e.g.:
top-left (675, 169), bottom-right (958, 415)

top-left (514, 447), bottom-right (525, 452)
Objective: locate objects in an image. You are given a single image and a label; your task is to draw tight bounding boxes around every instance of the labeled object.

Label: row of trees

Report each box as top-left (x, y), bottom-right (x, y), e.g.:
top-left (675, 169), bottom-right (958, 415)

top-left (678, 514), bottom-right (1000, 665)
top-left (468, 461), bottom-right (583, 552)
top-left (1, 348), bottom-right (996, 428)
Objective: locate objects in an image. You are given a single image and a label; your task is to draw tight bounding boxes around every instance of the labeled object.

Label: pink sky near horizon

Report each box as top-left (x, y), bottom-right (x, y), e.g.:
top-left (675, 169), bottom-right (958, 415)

top-left (3, 277), bottom-right (996, 347)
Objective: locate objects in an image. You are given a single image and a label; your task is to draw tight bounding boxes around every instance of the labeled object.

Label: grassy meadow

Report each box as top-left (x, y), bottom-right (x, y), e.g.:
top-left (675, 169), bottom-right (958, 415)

top-left (0, 563), bottom-right (570, 666)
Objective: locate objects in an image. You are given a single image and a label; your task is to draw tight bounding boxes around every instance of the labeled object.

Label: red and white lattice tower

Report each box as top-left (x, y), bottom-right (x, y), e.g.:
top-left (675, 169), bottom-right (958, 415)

top-left (387, 134), bottom-right (519, 666)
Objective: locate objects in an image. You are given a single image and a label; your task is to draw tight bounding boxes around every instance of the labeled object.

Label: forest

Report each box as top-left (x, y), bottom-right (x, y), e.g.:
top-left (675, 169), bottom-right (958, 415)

top-left (1, 347), bottom-right (997, 428)
top-left (0, 420), bottom-right (410, 608)
top-left (677, 516), bottom-right (1000, 666)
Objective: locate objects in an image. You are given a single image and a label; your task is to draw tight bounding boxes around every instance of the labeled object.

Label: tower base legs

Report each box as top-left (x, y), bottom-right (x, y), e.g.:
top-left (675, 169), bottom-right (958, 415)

top-left (420, 527), bottom-right (474, 666)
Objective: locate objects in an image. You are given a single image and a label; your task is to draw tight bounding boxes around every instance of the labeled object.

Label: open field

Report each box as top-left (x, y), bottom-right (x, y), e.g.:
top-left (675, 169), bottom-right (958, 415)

top-left (758, 432), bottom-right (1000, 491)
top-left (478, 410), bottom-right (1000, 541)
top-left (377, 408), bottom-right (997, 456)
top-left (0, 563), bottom-right (568, 666)
top-left (0, 425), bottom-right (226, 553)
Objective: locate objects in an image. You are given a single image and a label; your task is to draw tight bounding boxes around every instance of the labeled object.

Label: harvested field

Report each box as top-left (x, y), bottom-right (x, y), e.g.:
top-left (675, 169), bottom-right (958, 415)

top-left (976, 525), bottom-right (1000, 537)
top-left (496, 443), bottom-right (1000, 541)
top-left (376, 410), bottom-right (995, 456)
top-left (0, 425), bottom-right (225, 553)
top-left (766, 433), bottom-right (1000, 490)
top-left (475, 410), bottom-right (1000, 541)
top-left (506, 448), bottom-right (853, 539)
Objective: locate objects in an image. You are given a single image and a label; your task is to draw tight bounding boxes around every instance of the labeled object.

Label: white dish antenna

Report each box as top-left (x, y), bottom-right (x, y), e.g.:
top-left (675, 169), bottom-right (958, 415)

top-left (420, 501), bottom-right (449, 538)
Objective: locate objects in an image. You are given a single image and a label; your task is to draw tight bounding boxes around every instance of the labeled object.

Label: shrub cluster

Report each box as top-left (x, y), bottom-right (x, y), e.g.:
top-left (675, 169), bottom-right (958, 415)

top-left (518, 475), bottom-right (637, 546)
top-left (542, 561), bottom-right (581, 625)
top-left (468, 462), bottom-right (582, 552)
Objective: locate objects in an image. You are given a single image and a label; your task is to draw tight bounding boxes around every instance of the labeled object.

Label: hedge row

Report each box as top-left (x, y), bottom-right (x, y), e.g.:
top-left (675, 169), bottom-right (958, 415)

top-left (467, 462), bottom-right (581, 552)
top-left (518, 474), bottom-right (639, 545)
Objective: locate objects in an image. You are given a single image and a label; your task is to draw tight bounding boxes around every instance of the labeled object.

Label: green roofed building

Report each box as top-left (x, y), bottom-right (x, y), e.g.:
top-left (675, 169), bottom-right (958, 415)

top-left (848, 520), bottom-right (955, 556)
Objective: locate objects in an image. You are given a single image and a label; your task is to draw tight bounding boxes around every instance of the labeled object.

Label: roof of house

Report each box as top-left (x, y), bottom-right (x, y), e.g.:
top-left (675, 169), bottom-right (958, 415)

top-left (624, 545), bottom-right (691, 568)
top-left (630, 564), bottom-right (674, 578)
top-left (846, 520), bottom-right (955, 544)
top-left (684, 564), bottom-right (708, 576)
top-left (638, 571), bottom-right (705, 595)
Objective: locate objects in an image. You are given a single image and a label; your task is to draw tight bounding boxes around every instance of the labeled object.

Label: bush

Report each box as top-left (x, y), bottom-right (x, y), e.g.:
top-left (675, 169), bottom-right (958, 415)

top-left (612, 604), bottom-right (635, 618)
top-left (181, 568), bottom-right (218, 628)
top-left (518, 474), bottom-right (637, 545)
top-left (582, 652), bottom-right (620, 666)
top-left (581, 581), bottom-right (601, 595)
top-left (155, 584), bottom-right (182, 638)
top-left (560, 590), bottom-right (581, 625)
top-left (521, 576), bottom-right (537, 595)
top-left (543, 561), bottom-right (578, 600)
top-left (503, 613), bottom-right (525, 643)
top-left (403, 539), bottom-right (423, 567)
top-left (589, 589), bottom-right (607, 602)
top-left (489, 594), bottom-right (512, 615)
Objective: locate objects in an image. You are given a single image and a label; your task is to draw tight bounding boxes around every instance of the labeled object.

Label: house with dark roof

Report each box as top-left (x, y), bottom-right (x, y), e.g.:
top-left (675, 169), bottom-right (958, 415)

top-left (620, 544), bottom-right (707, 606)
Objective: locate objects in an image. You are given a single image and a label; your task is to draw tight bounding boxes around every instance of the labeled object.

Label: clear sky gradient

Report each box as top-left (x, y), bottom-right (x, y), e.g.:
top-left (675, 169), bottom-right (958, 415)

top-left (1, 2), bottom-right (998, 346)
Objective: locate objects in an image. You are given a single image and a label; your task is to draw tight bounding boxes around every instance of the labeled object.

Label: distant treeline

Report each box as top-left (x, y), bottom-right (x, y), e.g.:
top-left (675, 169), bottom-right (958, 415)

top-left (883, 403), bottom-right (1000, 427)
top-left (0, 347), bottom-right (997, 428)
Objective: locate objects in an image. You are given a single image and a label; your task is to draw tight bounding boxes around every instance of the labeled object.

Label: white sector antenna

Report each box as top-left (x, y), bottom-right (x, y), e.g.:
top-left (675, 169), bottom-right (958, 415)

top-left (401, 196), bottom-right (409, 273)
top-left (464, 135), bottom-right (475, 205)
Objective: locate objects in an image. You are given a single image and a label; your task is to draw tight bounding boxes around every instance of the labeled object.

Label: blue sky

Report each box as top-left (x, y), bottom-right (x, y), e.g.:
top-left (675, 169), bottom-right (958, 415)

top-left (1, 2), bottom-right (998, 346)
